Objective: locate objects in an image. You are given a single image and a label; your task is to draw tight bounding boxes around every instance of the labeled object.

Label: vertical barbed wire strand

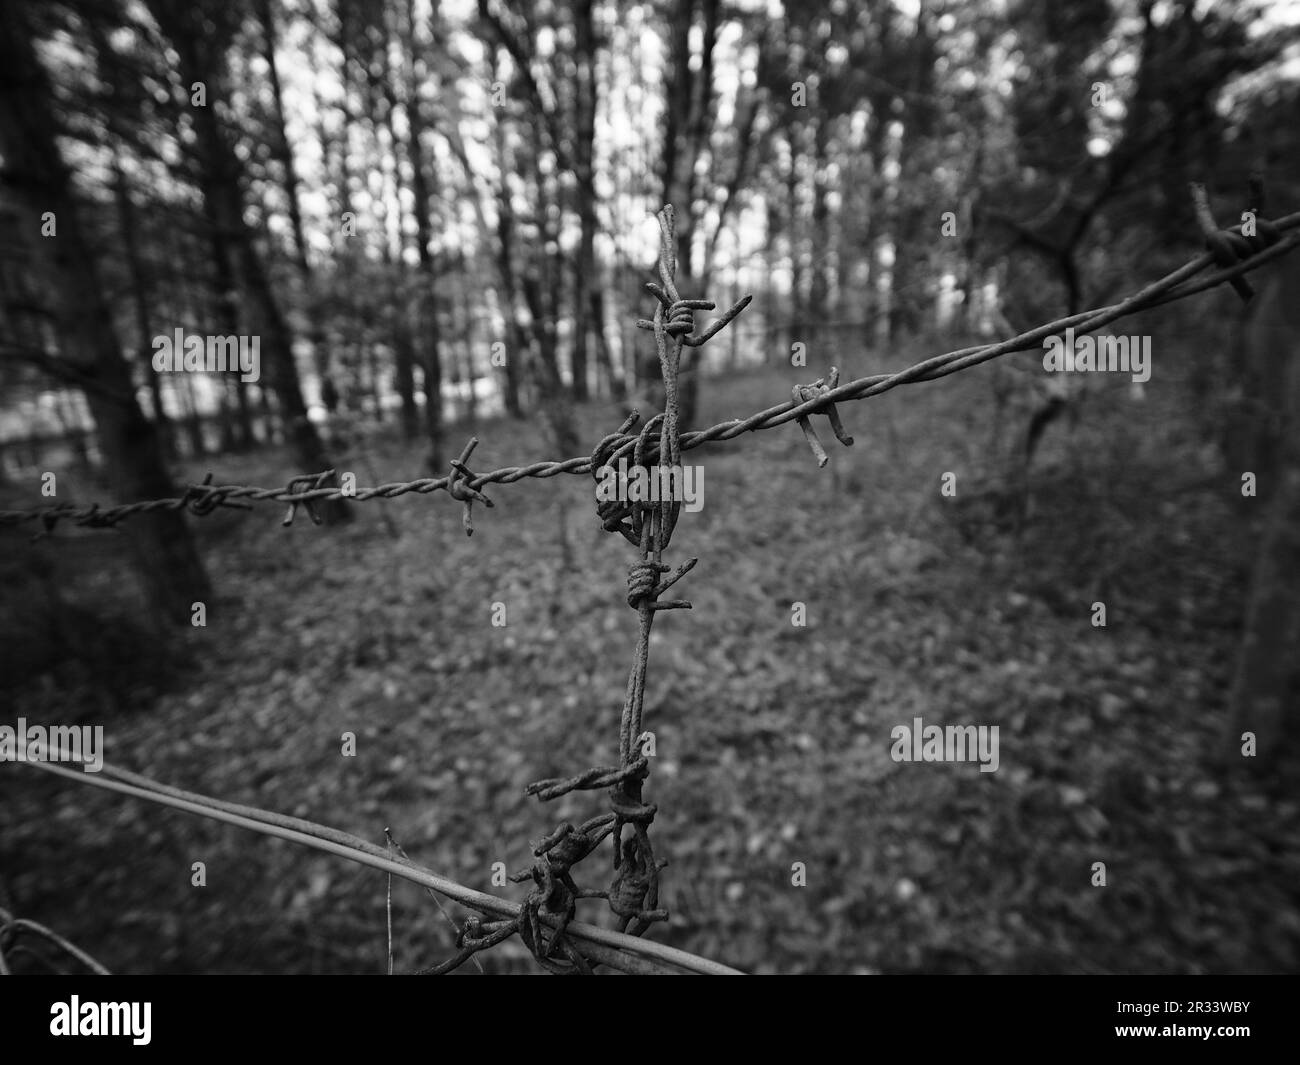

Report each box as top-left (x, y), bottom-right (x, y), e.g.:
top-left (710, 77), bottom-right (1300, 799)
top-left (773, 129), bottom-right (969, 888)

top-left (472, 205), bottom-right (752, 971)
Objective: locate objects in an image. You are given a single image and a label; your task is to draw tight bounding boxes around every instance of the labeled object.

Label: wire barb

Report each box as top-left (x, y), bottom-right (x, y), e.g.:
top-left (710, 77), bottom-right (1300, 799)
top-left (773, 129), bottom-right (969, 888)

top-left (446, 437), bottom-right (494, 536)
top-left (792, 367), bottom-right (856, 467)
top-left (281, 470), bottom-right (334, 527)
top-left (1190, 181), bottom-right (1255, 302)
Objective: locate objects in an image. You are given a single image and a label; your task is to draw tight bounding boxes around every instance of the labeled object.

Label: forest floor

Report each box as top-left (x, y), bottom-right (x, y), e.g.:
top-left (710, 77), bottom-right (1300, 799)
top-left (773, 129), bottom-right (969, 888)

top-left (3, 341), bottom-right (1299, 974)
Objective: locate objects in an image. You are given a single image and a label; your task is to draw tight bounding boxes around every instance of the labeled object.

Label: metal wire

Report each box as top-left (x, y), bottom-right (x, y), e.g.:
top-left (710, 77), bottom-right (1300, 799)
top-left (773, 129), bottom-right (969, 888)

top-left (7, 199), bottom-right (1296, 976)
top-left (4, 212), bottom-right (1294, 536)
top-left (430, 205), bottom-right (751, 973)
top-left (0, 906), bottom-right (111, 975)
top-left (18, 752), bottom-right (741, 975)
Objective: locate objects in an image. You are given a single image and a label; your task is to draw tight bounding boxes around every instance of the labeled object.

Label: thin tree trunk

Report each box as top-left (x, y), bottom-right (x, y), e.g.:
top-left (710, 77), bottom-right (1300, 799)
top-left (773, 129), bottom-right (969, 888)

top-left (190, 201), bottom-right (254, 450)
top-left (178, 371), bottom-right (208, 457)
top-left (1229, 463), bottom-right (1300, 766)
top-left (569, 0), bottom-right (598, 402)
top-left (490, 53), bottom-right (527, 417)
top-left (375, 37), bottom-right (420, 438)
top-left (403, 0), bottom-right (445, 472)
top-left (192, 64), bottom-right (347, 516)
top-left (1227, 248), bottom-right (1300, 767)
top-left (391, 284), bottom-right (420, 437)
top-left (256, 0), bottom-right (331, 389)
top-left (660, 0), bottom-right (719, 430)
top-left (112, 155), bottom-right (173, 458)
top-left (527, 117), bottom-right (578, 455)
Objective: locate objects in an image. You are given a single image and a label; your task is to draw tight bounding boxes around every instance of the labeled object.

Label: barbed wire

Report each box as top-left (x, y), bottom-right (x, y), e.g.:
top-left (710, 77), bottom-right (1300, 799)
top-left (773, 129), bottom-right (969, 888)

top-left (7, 196), bottom-right (1297, 975)
top-left (4, 207), bottom-right (1295, 537)
top-left (5, 204), bottom-right (752, 977)
top-left (421, 205), bottom-right (751, 973)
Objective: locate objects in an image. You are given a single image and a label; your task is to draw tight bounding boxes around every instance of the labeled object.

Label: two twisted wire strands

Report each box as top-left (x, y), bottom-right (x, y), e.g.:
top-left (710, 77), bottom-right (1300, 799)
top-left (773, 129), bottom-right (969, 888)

top-left (6, 211), bottom-right (1295, 535)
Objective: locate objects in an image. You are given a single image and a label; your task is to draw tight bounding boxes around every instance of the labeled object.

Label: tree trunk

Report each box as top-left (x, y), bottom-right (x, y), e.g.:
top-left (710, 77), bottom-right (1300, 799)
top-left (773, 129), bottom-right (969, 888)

top-left (524, 274), bottom-right (579, 456)
top-left (391, 287), bottom-right (421, 437)
top-left (402, 0), bottom-right (445, 472)
top-left (374, 53), bottom-right (421, 438)
top-left (1229, 464), bottom-right (1300, 765)
top-left (150, 0), bottom-right (348, 520)
top-left (0, 3), bottom-right (211, 625)
top-left (1227, 247), bottom-right (1300, 766)
top-left (570, 0), bottom-right (599, 402)
top-left (658, 0), bottom-right (719, 431)
top-left (113, 156), bottom-right (173, 458)
top-left (181, 188), bottom-right (254, 450)
top-left (492, 207), bottom-right (527, 419)
top-left (489, 50), bottom-right (528, 419)
top-left (256, 0), bottom-right (331, 389)
top-left (199, 113), bottom-right (345, 514)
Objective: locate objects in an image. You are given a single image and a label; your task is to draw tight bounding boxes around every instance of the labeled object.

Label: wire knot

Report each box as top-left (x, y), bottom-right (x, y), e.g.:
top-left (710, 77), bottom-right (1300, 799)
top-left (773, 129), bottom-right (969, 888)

top-left (1188, 181), bottom-right (1282, 304)
top-left (635, 285), bottom-right (751, 348)
top-left (511, 817), bottom-right (614, 975)
top-left (181, 472), bottom-right (251, 518)
top-left (591, 413), bottom-right (672, 546)
top-left (281, 470), bottom-right (334, 526)
top-left (608, 834), bottom-right (668, 926)
top-left (627, 560), bottom-right (669, 608)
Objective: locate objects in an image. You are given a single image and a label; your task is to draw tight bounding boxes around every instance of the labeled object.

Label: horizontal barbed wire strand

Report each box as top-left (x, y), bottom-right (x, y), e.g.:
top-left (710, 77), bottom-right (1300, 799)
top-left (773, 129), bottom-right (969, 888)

top-left (3, 216), bottom-right (1295, 534)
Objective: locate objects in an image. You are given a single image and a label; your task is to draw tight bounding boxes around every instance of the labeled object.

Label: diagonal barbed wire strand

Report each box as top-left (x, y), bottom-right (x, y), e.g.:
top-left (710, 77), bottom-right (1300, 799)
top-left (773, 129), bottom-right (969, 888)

top-left (16, 746), bottom-right (741, 975)
top-left (0, 905), bottom-right (111, 975)
top-left (2, 214), bottom-right (1295, 537)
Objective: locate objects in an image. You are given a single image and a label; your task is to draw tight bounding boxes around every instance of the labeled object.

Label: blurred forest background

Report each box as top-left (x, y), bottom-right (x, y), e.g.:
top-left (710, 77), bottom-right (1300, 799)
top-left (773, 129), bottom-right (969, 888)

top-left (1, 0), bottom-right (1299, 974)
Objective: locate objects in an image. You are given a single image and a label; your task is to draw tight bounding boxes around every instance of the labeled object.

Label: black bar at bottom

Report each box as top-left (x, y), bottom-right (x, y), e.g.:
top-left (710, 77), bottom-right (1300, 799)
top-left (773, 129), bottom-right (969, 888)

top-left (0, 974), bottom-right (1290, 1053)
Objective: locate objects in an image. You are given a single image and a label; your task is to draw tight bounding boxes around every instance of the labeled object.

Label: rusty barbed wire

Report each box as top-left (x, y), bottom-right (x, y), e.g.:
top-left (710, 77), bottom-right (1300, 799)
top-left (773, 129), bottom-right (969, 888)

top-left (425, 205), bottom-right (749, 974)
top-left (3, 205), bottom-right (1295, 538)
top-left (5, 195), bottom-right (1296, 975)
top-left (420, 192), bottom-right (1299, 972)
